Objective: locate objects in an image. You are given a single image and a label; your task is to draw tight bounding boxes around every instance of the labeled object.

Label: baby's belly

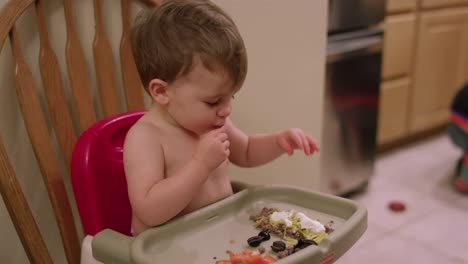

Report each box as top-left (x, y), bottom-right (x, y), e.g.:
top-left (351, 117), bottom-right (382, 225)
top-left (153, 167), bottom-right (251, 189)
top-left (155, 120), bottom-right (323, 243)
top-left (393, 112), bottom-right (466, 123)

top-left (180, 174), bottom-right (233, 214)
top-left (132, 168), bottom-right (233, 235)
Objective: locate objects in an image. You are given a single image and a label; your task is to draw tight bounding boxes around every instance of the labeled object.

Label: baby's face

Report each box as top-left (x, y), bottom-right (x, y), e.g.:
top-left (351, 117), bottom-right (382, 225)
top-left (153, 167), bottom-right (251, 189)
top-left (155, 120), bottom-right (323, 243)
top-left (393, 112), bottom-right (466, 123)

top-left (166, 62), bottom-right (239, 135)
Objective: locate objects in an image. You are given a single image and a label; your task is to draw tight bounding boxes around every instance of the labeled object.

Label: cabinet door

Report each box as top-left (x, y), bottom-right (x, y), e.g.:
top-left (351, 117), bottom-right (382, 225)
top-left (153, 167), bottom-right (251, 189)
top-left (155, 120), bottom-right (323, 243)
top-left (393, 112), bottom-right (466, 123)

top-left (386, 0), bottom-right (418, 13)
top-left (382, 13), bottom-right (416, 80)
top-left (411, 8), bottom-right (468, 133)
top-left (378, 78), bottom-right (410, 145)
top-left (422, 0), bottom-right (468, 9)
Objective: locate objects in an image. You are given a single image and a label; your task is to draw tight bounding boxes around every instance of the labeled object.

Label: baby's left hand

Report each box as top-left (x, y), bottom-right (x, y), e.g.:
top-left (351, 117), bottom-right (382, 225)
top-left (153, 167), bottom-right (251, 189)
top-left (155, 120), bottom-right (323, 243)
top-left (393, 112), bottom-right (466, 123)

top-left (276, 128), bottom-right (320, 156)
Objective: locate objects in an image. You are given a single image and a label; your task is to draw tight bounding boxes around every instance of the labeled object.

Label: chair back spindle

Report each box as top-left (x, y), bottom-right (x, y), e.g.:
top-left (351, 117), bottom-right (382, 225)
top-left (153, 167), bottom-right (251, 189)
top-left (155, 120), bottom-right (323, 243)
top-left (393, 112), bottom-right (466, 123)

top-left (63, 0), bottom-right (97, 131)
top-left (120, 0), bottom-right (146, 111)
top-left (0, 0), bottom-right (153, 262)
top-left (9, 25), bottom-right (81, 264)
top-left (36, 0), bottom-right (77, 167)
top-left (0, 140), bottom-right (53, 263)
top-left (92, 0), bottom-right (121, 117)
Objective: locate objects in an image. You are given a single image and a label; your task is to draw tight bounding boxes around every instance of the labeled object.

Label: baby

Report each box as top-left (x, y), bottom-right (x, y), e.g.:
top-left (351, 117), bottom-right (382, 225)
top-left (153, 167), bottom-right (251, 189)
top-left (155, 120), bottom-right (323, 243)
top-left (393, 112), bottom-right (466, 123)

top-left (124, 0), bottom-right (319, 235)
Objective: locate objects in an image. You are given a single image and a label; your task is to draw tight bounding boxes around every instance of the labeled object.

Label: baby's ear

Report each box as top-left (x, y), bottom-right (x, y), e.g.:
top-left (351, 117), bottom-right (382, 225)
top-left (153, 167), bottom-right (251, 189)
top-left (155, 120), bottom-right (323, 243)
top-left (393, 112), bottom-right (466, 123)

top-left (148, 79), bottom-right (169, 105)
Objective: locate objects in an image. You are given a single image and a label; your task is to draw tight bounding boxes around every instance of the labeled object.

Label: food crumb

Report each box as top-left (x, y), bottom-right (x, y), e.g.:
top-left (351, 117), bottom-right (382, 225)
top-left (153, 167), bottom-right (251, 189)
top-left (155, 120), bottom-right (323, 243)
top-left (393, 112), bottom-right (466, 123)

top-left (258, 246), bottom-right (265, 254)
top-left (213, 256), bottom-right (217, 259)
top-left (277, 250), bottom-right (289, 259)
top-left (229, 240), bottom-right (236, 244)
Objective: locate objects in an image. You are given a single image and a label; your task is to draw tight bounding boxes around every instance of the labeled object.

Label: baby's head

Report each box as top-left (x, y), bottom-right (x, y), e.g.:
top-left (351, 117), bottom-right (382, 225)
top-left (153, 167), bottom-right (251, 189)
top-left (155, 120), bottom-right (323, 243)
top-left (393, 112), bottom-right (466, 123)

top-left (131, 0), bottom-right (247, 93)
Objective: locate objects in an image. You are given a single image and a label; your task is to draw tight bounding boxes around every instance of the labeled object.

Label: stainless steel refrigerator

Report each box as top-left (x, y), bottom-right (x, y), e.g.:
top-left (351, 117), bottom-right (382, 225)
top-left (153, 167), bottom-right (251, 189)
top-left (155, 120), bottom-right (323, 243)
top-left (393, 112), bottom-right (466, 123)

top-left (321, 0), bottom-right (385, 196)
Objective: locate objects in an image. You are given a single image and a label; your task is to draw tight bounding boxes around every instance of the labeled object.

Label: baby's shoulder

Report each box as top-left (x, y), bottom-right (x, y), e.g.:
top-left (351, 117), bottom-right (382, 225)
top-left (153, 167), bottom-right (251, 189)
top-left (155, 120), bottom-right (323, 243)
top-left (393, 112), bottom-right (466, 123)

top-left (124, 118), bottom-right (165, 147)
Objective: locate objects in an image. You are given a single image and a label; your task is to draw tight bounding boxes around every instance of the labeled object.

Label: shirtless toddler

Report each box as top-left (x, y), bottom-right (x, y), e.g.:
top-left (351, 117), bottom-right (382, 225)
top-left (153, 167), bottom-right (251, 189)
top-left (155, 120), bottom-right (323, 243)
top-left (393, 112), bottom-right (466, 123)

top-left (124, 0), bottom-right (319, 235)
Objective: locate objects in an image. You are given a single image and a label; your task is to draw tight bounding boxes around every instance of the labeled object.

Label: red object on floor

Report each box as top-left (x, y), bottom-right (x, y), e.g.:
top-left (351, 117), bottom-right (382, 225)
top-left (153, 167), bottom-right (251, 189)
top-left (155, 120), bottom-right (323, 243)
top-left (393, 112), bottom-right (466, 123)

top-left (455, 177), bottom-right (468, 193)
top-left (388, 201), bottom-right (406, 212)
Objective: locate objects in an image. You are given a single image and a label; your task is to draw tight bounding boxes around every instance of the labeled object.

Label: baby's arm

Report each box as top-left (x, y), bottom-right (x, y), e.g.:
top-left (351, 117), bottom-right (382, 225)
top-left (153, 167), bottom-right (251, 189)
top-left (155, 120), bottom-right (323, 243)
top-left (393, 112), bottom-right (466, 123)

top-left (124, 123), bottom-right (229, 227)
top-left (227, 119), bottom-right (319, 168)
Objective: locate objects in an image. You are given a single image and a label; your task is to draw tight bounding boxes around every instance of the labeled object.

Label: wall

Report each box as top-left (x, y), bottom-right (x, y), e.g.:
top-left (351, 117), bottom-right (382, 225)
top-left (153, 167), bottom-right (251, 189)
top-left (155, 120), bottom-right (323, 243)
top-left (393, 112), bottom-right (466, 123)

top-left (0, 0), bottom-right (327, 263)
top-left (217, 1), bottom-right (327, 189)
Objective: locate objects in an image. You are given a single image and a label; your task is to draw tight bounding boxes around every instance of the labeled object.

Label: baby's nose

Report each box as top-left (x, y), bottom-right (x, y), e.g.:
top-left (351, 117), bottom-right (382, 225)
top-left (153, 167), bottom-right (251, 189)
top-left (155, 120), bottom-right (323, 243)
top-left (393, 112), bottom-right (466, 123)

top-left (217, 103), bottom-right (231, 117)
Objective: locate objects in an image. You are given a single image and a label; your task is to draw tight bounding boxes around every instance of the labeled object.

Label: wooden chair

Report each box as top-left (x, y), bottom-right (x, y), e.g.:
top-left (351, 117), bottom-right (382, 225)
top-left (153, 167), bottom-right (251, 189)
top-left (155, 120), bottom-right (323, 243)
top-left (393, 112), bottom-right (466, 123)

top-left (0, 0), bottom-right (159, 263)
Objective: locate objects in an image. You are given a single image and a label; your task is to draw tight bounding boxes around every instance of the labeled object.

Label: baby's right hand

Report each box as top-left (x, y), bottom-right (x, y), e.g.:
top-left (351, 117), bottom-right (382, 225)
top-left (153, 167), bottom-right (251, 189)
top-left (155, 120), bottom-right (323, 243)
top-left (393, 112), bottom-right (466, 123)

top-left (193, 127), bottom-right (230, 171)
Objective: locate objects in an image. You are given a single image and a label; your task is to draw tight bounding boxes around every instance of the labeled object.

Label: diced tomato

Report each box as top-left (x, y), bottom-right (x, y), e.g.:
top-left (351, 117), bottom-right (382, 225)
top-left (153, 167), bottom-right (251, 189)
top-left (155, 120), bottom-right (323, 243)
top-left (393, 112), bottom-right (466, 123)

top-left (244, 255), bottom-right (269, 264)
top-left (221, 249), bottom-right (277, 264)
top-left (263, 255), bottom-right (276, 263)
top-left (215, 261), bottom-right (232, 264)
top-left (229, 249), bottom-right (255, 263)
top-left (229, 252), bottom-right (246, 263)
top-left (231, 256), bottom-right (252, 264)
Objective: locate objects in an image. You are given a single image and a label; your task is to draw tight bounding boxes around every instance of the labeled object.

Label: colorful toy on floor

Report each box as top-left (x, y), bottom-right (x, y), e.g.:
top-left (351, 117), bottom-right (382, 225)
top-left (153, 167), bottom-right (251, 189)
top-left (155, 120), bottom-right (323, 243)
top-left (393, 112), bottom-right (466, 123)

top-left (448, 83), bottom-right (468, 194)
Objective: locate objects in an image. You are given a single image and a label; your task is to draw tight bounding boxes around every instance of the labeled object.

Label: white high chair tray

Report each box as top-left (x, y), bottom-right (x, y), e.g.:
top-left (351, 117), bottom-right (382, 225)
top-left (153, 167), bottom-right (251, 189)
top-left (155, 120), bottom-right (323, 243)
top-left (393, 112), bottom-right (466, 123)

top-left (92, 185), bottom-right (367, 264)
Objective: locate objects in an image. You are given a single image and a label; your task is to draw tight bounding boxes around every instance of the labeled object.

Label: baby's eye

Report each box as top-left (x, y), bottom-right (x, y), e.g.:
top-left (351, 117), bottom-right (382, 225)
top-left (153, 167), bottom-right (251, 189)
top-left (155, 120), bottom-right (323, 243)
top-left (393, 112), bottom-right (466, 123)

top-left (205, 100), bottom-right (220, 106)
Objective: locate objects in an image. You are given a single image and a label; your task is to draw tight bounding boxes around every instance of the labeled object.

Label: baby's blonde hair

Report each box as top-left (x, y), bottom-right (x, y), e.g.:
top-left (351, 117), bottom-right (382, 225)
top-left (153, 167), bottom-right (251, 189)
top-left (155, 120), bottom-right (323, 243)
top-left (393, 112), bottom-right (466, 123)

top-left (131, 0), bottom-right (248, 92)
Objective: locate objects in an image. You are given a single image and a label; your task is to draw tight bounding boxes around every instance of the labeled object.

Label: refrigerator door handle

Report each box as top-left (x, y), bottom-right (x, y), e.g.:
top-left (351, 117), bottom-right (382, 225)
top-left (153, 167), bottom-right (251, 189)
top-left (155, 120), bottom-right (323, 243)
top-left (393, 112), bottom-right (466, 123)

top-left (327, 35), bottom-right (382, 63)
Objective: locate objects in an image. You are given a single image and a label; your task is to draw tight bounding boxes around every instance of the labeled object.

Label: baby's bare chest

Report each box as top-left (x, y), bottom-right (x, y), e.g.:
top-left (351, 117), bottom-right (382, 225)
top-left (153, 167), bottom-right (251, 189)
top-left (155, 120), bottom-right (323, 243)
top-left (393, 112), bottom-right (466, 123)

top-left (162, 135), bottom-right (228, 177)
top-left (161, 134), bottom-right (232, 213)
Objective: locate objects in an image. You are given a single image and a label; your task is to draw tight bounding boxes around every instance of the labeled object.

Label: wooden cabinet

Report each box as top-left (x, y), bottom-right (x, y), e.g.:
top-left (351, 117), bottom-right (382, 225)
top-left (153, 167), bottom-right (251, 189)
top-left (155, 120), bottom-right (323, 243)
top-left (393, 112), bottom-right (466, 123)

top-left (379, 3), bottom-right (468, 146)
top-left (410, 8), bottom-right (468, 133)
top-left (386, 0), bottom-right (418, 13)
top-left (422, 0), bottom-right (468, 9)
top-left (378, 13), bottom-right (416, 145)
top-left (382, 14), bottom-right (417, 79)
top-left (378, 78), bottom-right (411, 145)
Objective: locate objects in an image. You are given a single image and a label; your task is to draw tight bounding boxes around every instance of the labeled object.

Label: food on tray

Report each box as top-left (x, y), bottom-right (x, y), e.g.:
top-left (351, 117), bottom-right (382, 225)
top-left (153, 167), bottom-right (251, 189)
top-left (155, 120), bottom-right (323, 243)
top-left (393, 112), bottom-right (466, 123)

top-left (247, 231), bottom-right (271, 247)
top-left (258, 231), bottom-right (270, 241)
top-left (275, 238), bottom-right (319, 259)
top-left (249, 207), bottom-right (334, 245)
top-left (247, 236), bottom-right (263, 247)
top-left (215, 248), bottom-right (276, 264)
top-left (270, 241), bottom-right (286, 252)
top-left (219, 207), bottom-right (337, 263)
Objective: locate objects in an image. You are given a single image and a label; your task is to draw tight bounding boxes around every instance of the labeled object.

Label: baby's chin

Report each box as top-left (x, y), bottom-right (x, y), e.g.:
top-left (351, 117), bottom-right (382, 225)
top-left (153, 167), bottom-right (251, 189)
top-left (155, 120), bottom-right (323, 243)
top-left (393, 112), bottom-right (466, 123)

top-left (185, 124), bottom-right (223, 135)
top-left (185, 127), bottom-right (212, 136)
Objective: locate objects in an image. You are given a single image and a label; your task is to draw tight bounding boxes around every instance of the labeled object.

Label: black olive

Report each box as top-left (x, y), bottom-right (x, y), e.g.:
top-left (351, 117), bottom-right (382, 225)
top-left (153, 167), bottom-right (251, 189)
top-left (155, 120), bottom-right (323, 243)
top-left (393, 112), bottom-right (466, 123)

top-left (271, 241), bottom-right (286, 252)
top-left (301, 239), bottom-right (317, 245)
top-left (294, 238), bottom-right (317, 249)
top-left (258, 231), bottom-right (270, 241)
top-left (247, 236), bottom-right (263, 247)
top-left (296, 238), bottom-right (317, 249)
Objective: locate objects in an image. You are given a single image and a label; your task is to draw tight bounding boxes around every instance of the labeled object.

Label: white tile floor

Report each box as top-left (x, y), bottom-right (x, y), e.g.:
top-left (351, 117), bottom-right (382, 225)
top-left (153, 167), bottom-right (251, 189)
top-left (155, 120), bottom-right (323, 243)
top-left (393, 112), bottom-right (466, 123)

top-left (337, 134), bottom-right (468, 264)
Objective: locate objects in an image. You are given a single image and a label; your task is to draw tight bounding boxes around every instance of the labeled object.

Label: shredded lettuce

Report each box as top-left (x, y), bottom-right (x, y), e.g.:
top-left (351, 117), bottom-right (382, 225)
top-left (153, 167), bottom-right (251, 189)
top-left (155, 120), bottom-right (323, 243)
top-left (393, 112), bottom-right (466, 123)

top-left (255, 216), bottom-right (266, 226)
top-left (283, 236), bottom-right (298, 246)
top-left (265, 210), bottom-right (328, 245)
